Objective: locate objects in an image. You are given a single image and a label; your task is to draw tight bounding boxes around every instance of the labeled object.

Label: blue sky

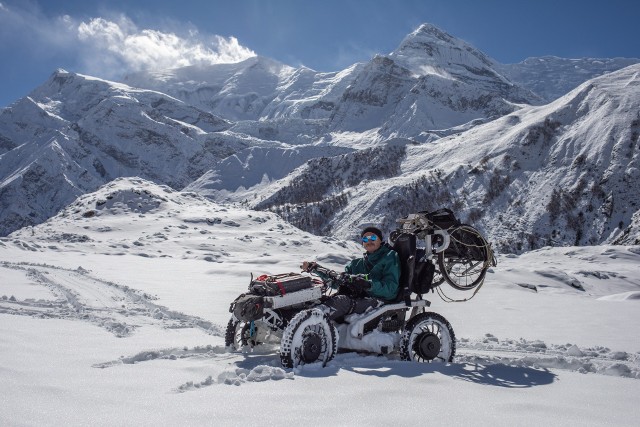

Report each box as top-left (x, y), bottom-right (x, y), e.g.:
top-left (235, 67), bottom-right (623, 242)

top-left (1, 0), bottom-right (638, 107)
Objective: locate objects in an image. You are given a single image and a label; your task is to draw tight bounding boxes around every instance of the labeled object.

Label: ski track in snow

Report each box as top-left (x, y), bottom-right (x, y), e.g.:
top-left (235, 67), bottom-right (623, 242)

top-left (2, 260), bottom-right (638, 392)
top-left (0, 261), bottom-right (223, 338)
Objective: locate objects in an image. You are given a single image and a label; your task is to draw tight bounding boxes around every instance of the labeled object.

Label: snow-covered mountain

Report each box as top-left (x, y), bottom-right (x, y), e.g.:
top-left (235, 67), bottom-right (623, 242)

top-left (0, 70), bottom-right (281, 236)
top-left (498, 56), bottom-right (640, 103)
top-left (254, 64), bottom-right (640, 252)
top-left (123, 24), bottom-right (542, 143)
top-left (123, 56), bottom-right (362, 125)
top-left (1, 23), bottom-right (638, 251)
top-left (5, 176), bottom-right (356, 264)
top-left (328, 24), bottom-right (540, 139)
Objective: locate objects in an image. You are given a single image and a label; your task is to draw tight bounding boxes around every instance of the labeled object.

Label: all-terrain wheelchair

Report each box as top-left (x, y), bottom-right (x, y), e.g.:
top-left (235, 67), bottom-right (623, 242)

top-left (225, 209), bottom-right (496, 368)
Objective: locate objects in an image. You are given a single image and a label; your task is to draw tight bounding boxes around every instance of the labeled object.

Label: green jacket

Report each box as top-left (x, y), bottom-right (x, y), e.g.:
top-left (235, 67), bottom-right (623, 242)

top-left (344, 243), bottom-right (401, 301)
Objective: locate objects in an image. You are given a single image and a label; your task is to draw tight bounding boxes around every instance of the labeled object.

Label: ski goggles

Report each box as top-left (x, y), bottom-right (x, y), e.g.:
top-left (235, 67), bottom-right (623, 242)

top-left (361, 235), bottom-right (378, 243)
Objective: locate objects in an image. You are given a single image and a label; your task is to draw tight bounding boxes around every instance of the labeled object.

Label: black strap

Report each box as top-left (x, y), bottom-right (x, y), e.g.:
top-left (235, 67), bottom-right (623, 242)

top-left (404, 255), bottom-right (414, 306)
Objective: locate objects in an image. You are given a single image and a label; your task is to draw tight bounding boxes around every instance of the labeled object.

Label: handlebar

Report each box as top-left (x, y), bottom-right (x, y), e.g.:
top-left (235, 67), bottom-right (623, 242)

top-left (302, 263), bottom-right (370, 298)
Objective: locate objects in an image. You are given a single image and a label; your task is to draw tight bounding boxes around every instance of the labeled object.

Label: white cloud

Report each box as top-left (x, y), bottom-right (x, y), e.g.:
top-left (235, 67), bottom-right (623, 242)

top-left (0, 4), bottom-right (255, 79)
top-left (76, 16), bottom-right (255, 75)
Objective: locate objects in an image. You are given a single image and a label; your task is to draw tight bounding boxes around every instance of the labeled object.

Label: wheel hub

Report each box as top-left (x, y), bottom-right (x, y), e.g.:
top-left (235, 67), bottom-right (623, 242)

top-left (414, 332), bottom-right (441, 360)
top-left (301, 332), bottom-right (322, 363)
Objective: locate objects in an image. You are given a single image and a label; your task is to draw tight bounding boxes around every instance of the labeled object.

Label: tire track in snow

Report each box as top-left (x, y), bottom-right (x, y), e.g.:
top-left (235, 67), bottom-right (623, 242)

top-left (92, 344), bottom-right (233, 368)
top-left (92, 344), bottom-right (293, 391)
top-left (457, 334), bottom-right (640, 379)
top-left (90, 334), bottom-right (640, 394)
top-left (0, 261), bottom-right (224, 338)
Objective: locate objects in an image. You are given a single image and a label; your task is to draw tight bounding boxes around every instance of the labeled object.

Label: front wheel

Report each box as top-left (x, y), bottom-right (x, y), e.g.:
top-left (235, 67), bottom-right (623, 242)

top-left (280, 309), bottom-right (337, 368)
top-left (225, 310), bottom-right (283, 351)
top-left (400, 312), bottom-right (456, 363)
top-left (225, 318), bottom-right (261, 350)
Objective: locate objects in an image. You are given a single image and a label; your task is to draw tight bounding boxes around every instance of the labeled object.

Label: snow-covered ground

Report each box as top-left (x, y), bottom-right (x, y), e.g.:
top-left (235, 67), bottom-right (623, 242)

top-left (1, 178), bottom-right (639, 426)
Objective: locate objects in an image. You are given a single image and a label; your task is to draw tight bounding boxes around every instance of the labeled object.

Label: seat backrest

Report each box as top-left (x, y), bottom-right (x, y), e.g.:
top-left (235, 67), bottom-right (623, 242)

top-left (391, 232), bottom-right (416, 305)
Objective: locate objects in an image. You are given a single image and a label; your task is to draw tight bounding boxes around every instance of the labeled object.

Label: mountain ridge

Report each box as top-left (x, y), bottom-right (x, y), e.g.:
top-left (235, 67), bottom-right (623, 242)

top-left (254, 64), bottom-right (640, 251)
top-left (1, 23), bottom-right (639, 251)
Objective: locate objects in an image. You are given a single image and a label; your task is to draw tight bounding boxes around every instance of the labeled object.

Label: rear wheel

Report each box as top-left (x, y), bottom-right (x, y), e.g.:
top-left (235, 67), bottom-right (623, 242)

top-left (400, 312), bottom-right (455, 363)
top-left (280, 309), bottom-right (337, 368)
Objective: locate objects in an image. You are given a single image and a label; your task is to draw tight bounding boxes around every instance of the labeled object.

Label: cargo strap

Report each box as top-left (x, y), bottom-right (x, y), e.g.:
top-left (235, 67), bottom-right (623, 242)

top-left (274, 281), bottom-right (286, 296)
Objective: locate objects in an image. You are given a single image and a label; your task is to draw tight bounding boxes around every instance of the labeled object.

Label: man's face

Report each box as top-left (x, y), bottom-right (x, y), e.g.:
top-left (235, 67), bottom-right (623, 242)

top-left (362, 232), bottom-right (382, 253)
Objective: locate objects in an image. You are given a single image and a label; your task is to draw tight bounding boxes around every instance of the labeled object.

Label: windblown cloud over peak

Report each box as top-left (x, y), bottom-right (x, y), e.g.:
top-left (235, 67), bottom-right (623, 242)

top-left (77, 16), bottom-right (256, 75)
top-left (0, 3), bottom-right (256, 79)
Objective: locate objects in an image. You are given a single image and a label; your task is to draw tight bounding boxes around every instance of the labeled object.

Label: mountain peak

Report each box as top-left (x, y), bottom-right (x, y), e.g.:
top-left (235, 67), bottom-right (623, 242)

top-left (389, 23), bottom-right (494, 76)
top-left (413, 23), bottom-right (456, 43)
top-left (394, 23), bottom-right (463, 55)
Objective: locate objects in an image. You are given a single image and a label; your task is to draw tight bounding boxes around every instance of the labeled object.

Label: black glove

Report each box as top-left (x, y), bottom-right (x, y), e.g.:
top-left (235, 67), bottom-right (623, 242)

top-left (339, 273), bottom-right (371, 296)
top-left (350, 274), bottom-right (372, 291)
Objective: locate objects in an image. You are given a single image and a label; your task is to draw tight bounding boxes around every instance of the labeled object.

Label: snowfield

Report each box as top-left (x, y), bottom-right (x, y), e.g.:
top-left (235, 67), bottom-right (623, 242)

top-left (1, 178), bottom-right (639, 426)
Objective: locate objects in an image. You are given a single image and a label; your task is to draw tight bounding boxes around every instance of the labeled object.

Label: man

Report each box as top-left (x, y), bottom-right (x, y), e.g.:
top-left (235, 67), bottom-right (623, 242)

top-left (302, 226), bottom-right (400, 321)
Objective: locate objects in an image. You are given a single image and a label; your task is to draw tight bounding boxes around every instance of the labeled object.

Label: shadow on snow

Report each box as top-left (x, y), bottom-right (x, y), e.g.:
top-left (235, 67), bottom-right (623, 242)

top-left (235, 351), bottom-right (557, 388)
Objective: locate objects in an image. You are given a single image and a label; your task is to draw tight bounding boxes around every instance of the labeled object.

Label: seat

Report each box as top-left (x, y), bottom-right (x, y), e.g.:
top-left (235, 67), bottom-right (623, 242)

top-left (390, 232), bottom-right (417, 306)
